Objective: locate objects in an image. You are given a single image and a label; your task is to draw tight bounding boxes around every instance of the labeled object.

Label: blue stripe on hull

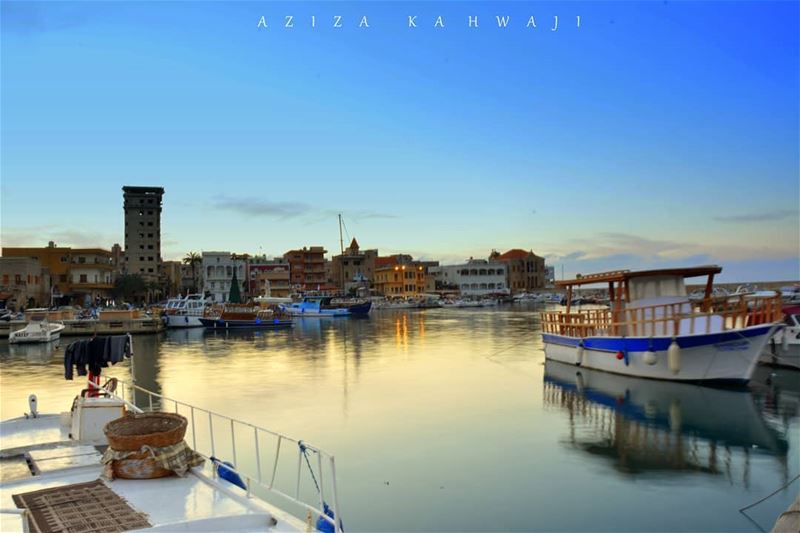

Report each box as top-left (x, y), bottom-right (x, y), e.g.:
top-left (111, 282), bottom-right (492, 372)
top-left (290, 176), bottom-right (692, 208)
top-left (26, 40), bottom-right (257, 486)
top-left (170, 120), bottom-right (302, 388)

top-left (542, 325), bottom-right (774, 352)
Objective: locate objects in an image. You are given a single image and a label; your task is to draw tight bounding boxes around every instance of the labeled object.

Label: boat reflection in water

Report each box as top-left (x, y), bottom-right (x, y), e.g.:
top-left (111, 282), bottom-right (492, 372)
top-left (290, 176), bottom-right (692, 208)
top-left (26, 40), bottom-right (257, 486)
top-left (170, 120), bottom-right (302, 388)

top-left (543, 360), bottom-right (792, 485)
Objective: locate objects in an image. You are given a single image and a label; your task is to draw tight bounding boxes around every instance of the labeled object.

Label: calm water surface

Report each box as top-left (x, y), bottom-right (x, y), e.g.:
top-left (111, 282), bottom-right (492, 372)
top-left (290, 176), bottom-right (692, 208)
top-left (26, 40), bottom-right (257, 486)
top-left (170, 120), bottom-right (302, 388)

top-left (2, 305), bottom-right (799, 531)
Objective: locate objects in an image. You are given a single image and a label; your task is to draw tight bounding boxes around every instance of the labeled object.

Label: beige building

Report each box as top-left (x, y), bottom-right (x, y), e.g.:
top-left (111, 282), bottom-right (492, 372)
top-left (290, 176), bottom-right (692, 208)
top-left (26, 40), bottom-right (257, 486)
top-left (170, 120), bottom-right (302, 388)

top-left (494, 249), bottom-right (546, 293)
top-left (161, 260), bottom-right (183, 296)
top-left (331, 238), bottom-right (378, 292)
top-left (123, 186), bottom-right (164, 282)
top-left (249, 262), bottom-right (291, 298)
top-left (0, 257), bottom-right (51, 309)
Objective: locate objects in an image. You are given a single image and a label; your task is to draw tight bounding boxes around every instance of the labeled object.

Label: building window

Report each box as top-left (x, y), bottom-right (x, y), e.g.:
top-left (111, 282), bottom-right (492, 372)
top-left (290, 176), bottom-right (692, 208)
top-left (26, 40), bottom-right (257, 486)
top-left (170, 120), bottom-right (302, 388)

top-left (148, 222), bottom-right (153, 226)
top-left (140, 256), bottom-right (144, 261)
top-left (148, 268), bottom-right (154, 273)
top-left (60, 275), bottom-right (67, 282)
top-left (148, 257), bottom-right (154, 261)
top-left (148, 245), bottom-right (153, 250)
top-left (80, 274), bottom-right (87, 283)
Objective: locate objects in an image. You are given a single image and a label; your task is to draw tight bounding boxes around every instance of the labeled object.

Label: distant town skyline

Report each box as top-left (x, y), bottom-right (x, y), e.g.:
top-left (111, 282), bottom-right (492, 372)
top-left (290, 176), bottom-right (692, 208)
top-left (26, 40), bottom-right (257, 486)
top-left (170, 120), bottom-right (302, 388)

top-left (1, 1), bottom-right (798, 282)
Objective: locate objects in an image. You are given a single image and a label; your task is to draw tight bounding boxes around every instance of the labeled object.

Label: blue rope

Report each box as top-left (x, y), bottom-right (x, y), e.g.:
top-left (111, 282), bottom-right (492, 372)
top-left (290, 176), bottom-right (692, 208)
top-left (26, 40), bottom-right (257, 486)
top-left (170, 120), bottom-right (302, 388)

top-left (299, 441), bottom-right (321, 495)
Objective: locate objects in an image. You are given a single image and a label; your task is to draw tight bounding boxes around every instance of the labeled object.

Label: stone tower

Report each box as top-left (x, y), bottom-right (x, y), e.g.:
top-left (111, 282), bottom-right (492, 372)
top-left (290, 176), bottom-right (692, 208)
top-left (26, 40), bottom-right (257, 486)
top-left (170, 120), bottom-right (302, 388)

top-left (122, 186), bottom-right (164, 282)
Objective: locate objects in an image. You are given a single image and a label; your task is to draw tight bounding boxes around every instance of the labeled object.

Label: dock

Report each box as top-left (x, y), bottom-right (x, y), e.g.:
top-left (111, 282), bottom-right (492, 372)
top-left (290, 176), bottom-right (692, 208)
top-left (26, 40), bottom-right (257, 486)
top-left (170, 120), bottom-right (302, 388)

top-left (0, 318), bottom-right (164, 338)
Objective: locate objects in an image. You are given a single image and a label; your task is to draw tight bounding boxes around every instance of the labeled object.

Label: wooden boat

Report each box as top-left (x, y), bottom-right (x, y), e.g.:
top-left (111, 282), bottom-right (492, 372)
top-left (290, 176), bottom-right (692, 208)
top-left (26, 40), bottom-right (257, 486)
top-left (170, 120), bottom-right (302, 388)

top-left (199, 304), bottom-right (293, 329)
top-left (761, 305), bottom-right (800, 370)
top-left (540, 266), bottom-right (782, 384)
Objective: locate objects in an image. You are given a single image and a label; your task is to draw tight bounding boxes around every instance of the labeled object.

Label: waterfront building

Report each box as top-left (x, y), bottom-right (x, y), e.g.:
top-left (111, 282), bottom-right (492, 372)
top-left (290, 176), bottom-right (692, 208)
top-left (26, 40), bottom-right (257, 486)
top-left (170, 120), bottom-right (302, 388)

top-left (161, 260), bottom-right (182, 297)
top-left (283, 246), bottom-right (331, 292)
top-left (429, 258), bottom-right (508, 296)
top-left (494, 249), bottom-right (546, 293)
top-left (67, 248), bottom-right (115, 304)
top-left (373, 255), bottom-right (428, 297)
top-left (202, 252), bottom-right (247, 303)
top-left (1, 243), bottom-right (113, 305)
top-left (111, 243), bottom-right (123, 276)
top-left (331, 238), bottom-right (378, 293)
top-left (248, 260), bottom-right (291, 298)
top-left (122, 186), bottom-right (164, 283)
top-left (0, 257), bottom-right (50, 309)
top-left (179, 263), bottom-right (202, 294)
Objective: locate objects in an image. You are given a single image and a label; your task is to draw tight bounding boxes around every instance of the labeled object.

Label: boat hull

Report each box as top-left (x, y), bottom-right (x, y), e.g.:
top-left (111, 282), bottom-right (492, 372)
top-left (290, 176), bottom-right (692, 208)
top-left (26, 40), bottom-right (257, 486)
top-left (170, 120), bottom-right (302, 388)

top-left (9, 324), bottom-right (65, 344)
top-left (163, 315), bottom-right (205, 328)
top-left (199, 318), bottom-right (293, 329)
top-left (542, 324), bottom-right (776, 384)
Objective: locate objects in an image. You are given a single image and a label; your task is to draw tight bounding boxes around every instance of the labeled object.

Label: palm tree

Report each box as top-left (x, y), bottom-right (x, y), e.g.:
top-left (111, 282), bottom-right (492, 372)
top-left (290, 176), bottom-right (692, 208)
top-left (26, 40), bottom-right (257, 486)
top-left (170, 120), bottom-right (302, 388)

top-left (183, 252), bottom-right (201, 293)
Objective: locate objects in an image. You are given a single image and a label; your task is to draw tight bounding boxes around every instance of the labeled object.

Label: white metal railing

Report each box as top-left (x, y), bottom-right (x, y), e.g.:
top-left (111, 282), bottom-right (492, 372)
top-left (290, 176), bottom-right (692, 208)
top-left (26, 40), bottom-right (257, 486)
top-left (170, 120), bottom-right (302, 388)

top-left (89, 379), bottom-right (342, 533)
top-left (0, 509), bottom-right (30, 533)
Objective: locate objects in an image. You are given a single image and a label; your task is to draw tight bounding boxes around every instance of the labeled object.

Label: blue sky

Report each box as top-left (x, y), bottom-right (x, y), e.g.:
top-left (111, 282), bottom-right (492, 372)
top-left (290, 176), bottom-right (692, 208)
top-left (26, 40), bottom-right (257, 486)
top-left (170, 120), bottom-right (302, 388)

top-left (1, 1), bottom-right (798, 281)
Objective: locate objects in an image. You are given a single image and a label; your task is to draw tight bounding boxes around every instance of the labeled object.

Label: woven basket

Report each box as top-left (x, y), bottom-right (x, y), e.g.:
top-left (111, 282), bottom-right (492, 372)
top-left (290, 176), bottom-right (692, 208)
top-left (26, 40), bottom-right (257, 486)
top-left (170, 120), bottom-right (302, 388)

top-left (104, 412), bottom-right (187, 451)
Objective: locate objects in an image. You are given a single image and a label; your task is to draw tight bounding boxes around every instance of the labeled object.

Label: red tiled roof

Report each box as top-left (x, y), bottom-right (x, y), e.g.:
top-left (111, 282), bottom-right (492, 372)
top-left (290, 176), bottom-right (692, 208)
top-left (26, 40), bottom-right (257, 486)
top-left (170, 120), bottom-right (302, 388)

top-left (375, 256), bottom-right (399, 267)
top-left (497, 249), bottom-right (536, 260)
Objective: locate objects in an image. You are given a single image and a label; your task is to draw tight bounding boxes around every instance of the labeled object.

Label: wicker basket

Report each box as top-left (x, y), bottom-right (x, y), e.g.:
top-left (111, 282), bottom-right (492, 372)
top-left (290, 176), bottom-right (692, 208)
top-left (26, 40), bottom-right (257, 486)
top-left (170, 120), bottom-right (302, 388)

top-left (104, 412), bottom-right (187, 451)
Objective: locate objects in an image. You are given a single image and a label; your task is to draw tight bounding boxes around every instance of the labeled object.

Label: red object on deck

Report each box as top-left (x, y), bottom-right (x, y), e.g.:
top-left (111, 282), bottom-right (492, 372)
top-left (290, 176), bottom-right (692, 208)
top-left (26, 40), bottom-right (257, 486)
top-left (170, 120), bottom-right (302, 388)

top-left (87, 372), bottom-right (100, 398)
top-left (616, 351), bottom-right (624, 360)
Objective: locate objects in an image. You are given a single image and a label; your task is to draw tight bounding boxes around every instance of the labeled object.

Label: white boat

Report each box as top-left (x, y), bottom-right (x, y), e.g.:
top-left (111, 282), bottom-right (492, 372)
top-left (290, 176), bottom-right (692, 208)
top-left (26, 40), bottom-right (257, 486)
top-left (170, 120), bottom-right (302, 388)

top-left (0, 376), bottom-right (344, 533)
top-left (8, 310), bottom-right (65, 344)
top-left (540, 266), bottom-right (782, 384)
top-left (761, 306), bottom-right (800, 370)
top-left (161, 294), bottom-right (208, 328)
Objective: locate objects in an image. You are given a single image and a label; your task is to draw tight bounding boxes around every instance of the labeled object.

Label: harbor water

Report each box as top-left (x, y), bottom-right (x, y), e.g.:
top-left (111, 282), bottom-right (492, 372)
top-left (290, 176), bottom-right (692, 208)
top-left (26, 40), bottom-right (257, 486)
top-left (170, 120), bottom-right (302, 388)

top-left (1, 305), bottom-right (799, 531)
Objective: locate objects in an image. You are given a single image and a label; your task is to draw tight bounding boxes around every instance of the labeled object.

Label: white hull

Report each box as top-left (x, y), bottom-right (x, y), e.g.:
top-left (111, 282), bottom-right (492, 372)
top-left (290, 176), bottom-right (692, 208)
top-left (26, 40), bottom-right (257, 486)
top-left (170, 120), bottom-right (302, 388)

top-left (163, 314), bottom-right (205, 328)
top-left (8, 323), bottom-right (65, 344)
top-left (543, 325), bottom-right (775, 383)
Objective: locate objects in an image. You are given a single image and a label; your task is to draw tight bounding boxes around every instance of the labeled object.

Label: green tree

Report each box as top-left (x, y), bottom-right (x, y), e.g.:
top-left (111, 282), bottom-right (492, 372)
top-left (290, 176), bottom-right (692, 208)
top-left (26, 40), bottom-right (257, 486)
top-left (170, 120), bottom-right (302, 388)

top-left (229, 269), bottom-right (242, 303)
top-left (183, 251), bottom-right (202, 293)
top-left (113, 274), bottom-right (147, 302)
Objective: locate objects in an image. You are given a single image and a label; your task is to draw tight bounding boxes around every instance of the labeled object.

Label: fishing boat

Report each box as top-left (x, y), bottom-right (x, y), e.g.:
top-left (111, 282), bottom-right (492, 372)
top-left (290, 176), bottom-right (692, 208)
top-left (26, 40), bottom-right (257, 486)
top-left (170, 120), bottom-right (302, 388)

top-left (761, 305), bottom-right (800, 370)
top-left (540, 266), bottom-right (782, 384)
top-left (8, 310), bottom-right (65, 344)
top-left (161, 293), bottom-right (208, 328)
top-left (199, 304), bottom-right (293, 329)
top-left (280, 297), bottom-right (371, 317)
top-left (0, 374), bottom-right (343, 532)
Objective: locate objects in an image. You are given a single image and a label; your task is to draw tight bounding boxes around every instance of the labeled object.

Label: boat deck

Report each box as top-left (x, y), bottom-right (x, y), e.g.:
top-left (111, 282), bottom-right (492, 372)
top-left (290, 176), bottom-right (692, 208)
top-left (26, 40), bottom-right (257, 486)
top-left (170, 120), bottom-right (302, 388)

top-left (0, 416), bottom-right (306, 533)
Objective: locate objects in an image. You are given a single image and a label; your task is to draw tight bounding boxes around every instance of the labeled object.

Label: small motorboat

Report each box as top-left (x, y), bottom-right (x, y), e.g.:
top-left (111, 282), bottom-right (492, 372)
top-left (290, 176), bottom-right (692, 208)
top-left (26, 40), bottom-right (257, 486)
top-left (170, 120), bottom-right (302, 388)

top-left (9, 310), bottom-right (65, 344)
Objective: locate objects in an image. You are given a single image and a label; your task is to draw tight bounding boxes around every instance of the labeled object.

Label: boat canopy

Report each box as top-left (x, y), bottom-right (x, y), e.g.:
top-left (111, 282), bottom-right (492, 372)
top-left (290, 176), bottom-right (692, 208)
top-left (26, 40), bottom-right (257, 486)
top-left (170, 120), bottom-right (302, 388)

top-left (555, 266), bottom-right (722, 288)
top-left (555, 266), bottom-right (722, 313)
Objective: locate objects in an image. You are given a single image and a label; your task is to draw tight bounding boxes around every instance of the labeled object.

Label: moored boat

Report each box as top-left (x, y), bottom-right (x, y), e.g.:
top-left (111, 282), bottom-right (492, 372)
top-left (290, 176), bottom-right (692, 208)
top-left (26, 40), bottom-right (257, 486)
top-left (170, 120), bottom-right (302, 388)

top-left (199, 304), bottom-right (293, 329)
top-left (0, 373), bottom-right (343, 532)
top-left (161, 293), bottom-right (208, 328)
top-left (280, 297), bottom-right (371, 317)
top-left (8, 310), bottom-right (65, 344)
top-left (540, 266), bottom-right (782, 384)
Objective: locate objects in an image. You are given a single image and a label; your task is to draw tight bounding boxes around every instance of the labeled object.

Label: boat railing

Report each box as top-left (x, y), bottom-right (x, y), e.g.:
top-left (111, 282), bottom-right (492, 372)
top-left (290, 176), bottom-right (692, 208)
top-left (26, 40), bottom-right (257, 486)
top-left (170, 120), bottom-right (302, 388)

top-left (0, 508), bottom-right (30, 533)
top-left (91, 379), bottom-right (342, 533)
top-left (541, 293), bottom-right (783, 338)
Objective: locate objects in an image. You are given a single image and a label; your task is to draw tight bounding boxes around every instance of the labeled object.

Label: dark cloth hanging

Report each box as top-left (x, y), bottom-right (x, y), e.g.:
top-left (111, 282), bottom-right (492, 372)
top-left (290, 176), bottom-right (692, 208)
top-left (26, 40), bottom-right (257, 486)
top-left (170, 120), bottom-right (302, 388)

top-left (64, 340), bottom-right (90, 380)
top-left (64, 335), bottom-right (133, 380)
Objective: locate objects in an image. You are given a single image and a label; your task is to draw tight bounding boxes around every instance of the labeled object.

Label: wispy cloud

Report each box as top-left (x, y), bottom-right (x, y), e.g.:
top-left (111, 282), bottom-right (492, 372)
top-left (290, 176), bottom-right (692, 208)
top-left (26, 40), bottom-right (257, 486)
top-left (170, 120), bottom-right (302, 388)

top-left (714, 209), bottom-right (798, 223)
top-left (211, 196), bottom-right (396, 222)
top-left (1, 226), bottom-right (119, 249)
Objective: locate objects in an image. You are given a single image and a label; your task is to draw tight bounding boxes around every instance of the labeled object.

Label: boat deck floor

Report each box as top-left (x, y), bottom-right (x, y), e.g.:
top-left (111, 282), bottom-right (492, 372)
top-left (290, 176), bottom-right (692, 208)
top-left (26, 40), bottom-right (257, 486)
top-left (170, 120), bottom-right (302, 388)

top-left (1, 417), bottom-right (306, 533)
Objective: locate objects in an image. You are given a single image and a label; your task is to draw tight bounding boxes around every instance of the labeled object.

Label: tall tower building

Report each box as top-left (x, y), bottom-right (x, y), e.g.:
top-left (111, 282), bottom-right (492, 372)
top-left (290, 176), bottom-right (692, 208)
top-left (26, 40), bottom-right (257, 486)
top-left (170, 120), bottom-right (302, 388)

top-left (122, 186), bottom-right (164, 282)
